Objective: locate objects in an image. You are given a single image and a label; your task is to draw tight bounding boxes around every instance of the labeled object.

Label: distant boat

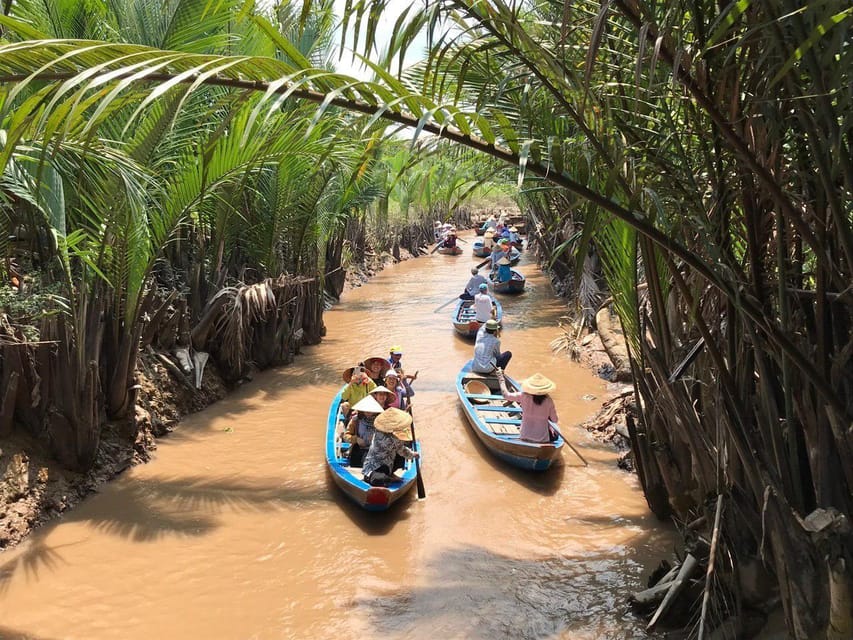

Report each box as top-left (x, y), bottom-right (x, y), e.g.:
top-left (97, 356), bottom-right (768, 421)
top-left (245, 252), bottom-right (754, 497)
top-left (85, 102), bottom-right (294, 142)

top-left (451, 297), bottom-right (503, 338)
top-left (471, 239), bottom-right (491, 257)
top-left (508, 247), bottom-right (521, 265)
top-left (455, 361), bottom-right (563, 471)
top-left (492, 269), bottom-right (526, 294)
top-left (437, 246), bottom-right (463, 255)
top-left (325, 386), bottom-right (420, 511)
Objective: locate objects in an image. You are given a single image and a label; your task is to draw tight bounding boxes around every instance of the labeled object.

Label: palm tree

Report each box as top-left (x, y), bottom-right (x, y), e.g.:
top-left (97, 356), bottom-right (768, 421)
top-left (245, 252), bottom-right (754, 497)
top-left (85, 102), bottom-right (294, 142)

top-left (0, 1), bottom-right (849, 636)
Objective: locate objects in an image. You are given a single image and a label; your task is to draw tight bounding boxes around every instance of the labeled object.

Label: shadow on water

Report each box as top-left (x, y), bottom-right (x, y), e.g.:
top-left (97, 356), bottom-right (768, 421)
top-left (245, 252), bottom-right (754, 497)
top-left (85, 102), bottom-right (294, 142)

top-left (0, 539), bottom-right (77, 597)
top-left (324, 466), bottom-right (415, 537)
top-left (0, 626), bottom-right (62, 640)
top-left (353, 541), bottom-right (659, 640)
top-left (0, 474), bottom-right (331, 591)
top-left (454, 406), bottom-right (568, 497)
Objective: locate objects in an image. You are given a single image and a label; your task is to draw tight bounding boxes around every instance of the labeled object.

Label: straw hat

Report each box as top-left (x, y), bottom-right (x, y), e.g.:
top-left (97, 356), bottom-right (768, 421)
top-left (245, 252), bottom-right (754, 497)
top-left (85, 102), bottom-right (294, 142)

top-left (342, 364), bottom-right (366, 383)
top-left (370, 385), bottom-right (395, 397)
top-left (374, 408), bottom-right (414, 441)
top-left (483, 230), bottom-right (494, 238)
top-left (497, 256), bottom-right (511, 265)
top-left (520, 373), bottom-right (556, 395)
top-left (485, 319), bottom-right (500, 332)
top-left (351, 395), bottom-right (385, 414)
top-left (509, 226), bottom-right (518, 232)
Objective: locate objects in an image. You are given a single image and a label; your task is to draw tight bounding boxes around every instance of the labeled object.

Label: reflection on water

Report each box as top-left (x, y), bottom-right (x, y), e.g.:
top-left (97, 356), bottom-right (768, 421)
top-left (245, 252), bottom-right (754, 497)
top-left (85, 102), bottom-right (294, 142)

top-left (0, 234), bottom-right (674, 639)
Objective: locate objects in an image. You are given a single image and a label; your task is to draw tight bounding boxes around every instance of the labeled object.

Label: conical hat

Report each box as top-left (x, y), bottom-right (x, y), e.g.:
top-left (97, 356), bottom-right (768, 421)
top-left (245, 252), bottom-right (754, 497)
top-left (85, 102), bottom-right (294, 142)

top-left (374, 407), bottom-right (414, 441)
top-left (520, 373), bottom-right (556, 395)
top-left (351, 395), bottom-right (384, 414)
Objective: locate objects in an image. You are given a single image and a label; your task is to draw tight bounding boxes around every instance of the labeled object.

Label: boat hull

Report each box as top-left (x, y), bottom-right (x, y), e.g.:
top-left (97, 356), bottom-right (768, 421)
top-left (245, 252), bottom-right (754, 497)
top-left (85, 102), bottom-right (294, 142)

top-left (325, 387), bottom-right (420, 511)
top-left (471, 241), bottom-right (491, 258)
top-left (492, 269), bottom-right (526, 294)
top-left (451, 298), bottom-right (503, 338)
top-left (437, 246), bottom-right (463, 255)
top-left (455, 361), bottom-right (563, 471)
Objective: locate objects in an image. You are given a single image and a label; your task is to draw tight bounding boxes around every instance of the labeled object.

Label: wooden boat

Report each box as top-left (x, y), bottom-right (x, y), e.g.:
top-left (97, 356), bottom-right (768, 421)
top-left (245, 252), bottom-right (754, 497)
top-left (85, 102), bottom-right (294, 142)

top-left (471, 240), bottom-right (491, 257)
top-left (455, 361), bottom-right (564, 470)
top-left (508, 247), bottom-right (522, 265)
top-left (492, 269), bottom-right (526, 294)
top-left (451, 297), bottom-right (503, 338)
top-left (475, 226), bottom-right (485, 236)
top-left (437, 246), bottom-right (463, 255)
top-left (325, 386), bottom-right (421, 511)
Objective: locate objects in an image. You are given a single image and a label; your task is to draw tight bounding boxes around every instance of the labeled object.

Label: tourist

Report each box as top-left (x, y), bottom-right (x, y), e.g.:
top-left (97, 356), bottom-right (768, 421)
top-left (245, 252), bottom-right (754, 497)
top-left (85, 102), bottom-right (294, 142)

top-left (343, 395), bottom-right (384, 467)
top-left (472, 319), bottom-right (512, 373)
top-left (339, 365), bottom-right (376, 418)
top-left (370, 385), bottom-right (398, 410)
top-left (384, 368), bottom-right (416, 411)
top-left (495, 370), bottom-right (559, 443)
top-left (473, 283), bottom-right (497, 322)
top-left (362, 408), bottom-right (420, 487)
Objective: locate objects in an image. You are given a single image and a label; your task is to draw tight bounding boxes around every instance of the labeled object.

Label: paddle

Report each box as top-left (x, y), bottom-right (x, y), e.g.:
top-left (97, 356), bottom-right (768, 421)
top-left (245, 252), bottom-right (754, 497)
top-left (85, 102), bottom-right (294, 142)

top-left (406, 401), bottom-right (427, 500)
top-left (475, 256), bottom-right (491, 270)
top-left (548, 423), bottom-right (589, 466)
top-left (433, 296), bottom-right (460, 313)
top-left (429, 241), bottom-right (442, 254)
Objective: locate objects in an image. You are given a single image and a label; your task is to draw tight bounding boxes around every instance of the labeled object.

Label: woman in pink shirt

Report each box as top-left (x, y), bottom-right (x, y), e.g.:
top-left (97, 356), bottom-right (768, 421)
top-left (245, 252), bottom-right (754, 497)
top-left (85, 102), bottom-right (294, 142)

top-left (495, 369), bottom-right (559, 443)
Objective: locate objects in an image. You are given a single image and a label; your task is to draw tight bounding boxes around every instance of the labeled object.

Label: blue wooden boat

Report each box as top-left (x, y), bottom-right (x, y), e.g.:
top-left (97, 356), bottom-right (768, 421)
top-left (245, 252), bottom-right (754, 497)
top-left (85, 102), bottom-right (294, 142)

top-left (492, 269), bottom-right (526, 294)
top-left (451, 297), bottom-right (503, 338)
top-left (456, 361), bottom-right (563, 470)
top-left (508, 247), bottom-right (522, 265)
top-left (472, 239), bottom-right (491, 257)
top-left (325, 387), bottom-right (421, 511)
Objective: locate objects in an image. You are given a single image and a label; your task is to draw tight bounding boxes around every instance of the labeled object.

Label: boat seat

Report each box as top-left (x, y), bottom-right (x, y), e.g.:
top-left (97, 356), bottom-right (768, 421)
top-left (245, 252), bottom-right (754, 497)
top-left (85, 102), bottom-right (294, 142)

top-left (484, 417), bottom-right (522, 425)
top-left (490, 423), bottom-right (521, 435)
top-left (476, 405), bottom-right (522, 412)
top-left (466, 393), bottom-right (504, 400)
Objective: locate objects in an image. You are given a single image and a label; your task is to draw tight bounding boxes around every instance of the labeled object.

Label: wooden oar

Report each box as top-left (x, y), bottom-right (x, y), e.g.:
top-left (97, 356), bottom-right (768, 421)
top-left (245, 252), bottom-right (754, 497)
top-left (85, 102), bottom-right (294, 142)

top-left (475, 256), bottom-right (491, 269)
top-left (433, 296), bottom-right (460, 313)
top-left (407, 404), bottom-right (427, 499)
top-left (429, 241), bottom-right (442, 254)
top-left (549, 423), bottom-right (589, 466)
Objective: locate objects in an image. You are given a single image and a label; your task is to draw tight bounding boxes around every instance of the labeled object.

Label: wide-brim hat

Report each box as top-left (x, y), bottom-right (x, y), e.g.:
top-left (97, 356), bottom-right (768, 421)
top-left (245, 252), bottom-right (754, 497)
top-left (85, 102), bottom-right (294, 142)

top-left (509, 226), bottom-right (518, 232)
top-left (520, 373), bottom-right (556, 395)
top-left (342, 364), bottom-right (365, 383)
top-left (374, 407), bottom-right (414, 441)
top-left (363, 356), bottom-right (390, 378)
top-left (483, 230), bottom-right (494, 238)
top-left (497, 257), bottom-right (511, 265)
top-left (351, 395), bottom-right (385, 414)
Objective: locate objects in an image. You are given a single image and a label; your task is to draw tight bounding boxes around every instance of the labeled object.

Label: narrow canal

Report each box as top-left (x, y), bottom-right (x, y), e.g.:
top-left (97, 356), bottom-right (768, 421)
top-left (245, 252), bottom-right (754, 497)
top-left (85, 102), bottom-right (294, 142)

top-left (0, 235), bottom-right (674, 639)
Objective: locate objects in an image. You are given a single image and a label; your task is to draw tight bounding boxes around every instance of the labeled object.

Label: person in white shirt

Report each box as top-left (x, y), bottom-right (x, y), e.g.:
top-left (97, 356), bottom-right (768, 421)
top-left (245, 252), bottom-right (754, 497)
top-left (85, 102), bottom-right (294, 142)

top-left (473, 283), bottom-right (497, 322)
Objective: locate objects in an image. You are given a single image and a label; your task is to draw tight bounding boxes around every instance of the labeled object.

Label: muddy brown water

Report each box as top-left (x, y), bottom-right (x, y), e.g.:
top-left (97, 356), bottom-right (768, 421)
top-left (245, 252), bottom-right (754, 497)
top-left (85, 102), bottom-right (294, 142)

top-left (0, 237), bottom-right (674, 639)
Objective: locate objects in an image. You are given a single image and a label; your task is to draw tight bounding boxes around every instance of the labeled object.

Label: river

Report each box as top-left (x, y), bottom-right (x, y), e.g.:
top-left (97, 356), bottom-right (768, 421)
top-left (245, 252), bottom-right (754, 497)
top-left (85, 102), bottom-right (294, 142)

top-left (0, 236), bottom-right (674, 639)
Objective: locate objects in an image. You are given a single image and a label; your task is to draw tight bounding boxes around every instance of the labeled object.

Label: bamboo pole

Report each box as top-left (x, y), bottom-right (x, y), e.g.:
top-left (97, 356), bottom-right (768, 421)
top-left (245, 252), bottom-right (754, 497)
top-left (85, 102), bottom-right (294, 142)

top-left (698, 494), bottom-right (725, 639)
